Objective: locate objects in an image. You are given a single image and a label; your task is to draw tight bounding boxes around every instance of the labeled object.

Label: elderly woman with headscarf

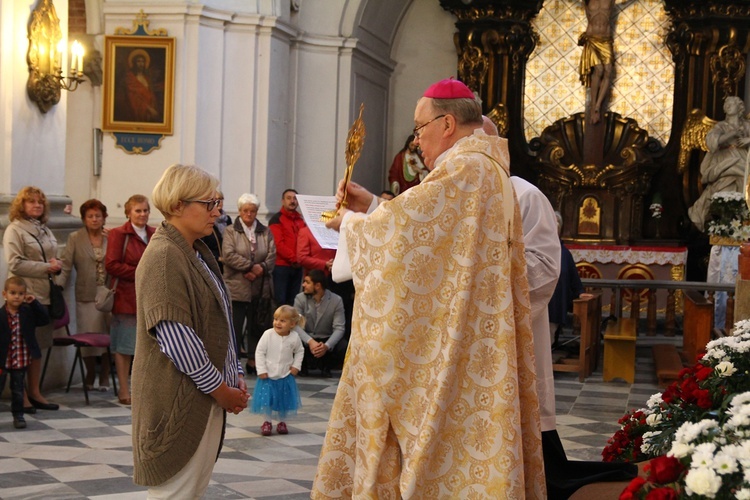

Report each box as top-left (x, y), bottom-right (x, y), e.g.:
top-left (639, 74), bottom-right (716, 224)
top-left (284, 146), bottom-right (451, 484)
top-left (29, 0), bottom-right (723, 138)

top-left (222, 193), bottom-right (276, 374)
top-left (132, 164), bottom-right (247, 496)
top-left (3, 186), bottom-right (61, 411)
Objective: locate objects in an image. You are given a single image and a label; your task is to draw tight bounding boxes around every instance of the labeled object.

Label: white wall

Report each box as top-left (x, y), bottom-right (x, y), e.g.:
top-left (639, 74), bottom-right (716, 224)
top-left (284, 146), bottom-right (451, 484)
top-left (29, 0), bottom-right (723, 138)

top-left (96, 2), bottom-right (294, 224)
top-left (0, 0), bottom-right (70, 196)
top-left (388, 1), bottom-right (456, 169)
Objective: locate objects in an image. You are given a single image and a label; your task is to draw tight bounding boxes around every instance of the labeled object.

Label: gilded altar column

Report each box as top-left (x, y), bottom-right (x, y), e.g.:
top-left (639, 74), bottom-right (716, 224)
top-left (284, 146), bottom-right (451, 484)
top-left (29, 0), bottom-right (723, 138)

top-left (439, 0), bottom-right (543, 178)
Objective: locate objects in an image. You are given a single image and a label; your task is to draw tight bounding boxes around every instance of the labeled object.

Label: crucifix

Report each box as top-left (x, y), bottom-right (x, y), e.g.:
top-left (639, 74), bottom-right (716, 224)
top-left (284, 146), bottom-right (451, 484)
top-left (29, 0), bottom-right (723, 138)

top-left (579, 0), bottom-right (635, 166)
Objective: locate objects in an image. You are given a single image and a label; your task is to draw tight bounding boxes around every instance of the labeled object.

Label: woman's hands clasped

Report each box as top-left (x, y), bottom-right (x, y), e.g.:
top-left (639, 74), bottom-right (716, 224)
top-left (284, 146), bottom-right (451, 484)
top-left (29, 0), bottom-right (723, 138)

top-left (211, 381), bottom-right (249, 414)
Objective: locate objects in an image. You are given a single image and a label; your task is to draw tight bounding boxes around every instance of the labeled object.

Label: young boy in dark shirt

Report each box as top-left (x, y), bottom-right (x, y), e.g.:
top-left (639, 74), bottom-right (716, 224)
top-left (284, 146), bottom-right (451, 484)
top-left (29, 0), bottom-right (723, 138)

top-left (0, 276), bottom-right (50, 429)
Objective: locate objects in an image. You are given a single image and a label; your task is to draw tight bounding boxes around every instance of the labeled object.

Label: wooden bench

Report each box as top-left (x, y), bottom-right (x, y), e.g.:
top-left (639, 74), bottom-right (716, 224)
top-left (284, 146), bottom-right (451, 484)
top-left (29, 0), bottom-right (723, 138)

top-left (603, 317), bottom-right (637, 383)
top-left (683, 289), bottom-right (713, 364)
top-left (652, 344), bottom-right (684, 388)
top-left (553, 293), bottom-right (602, 382)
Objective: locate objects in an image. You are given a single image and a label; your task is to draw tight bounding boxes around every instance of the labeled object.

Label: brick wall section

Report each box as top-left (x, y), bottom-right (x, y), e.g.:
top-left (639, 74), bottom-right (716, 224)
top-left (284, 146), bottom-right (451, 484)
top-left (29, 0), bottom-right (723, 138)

top-left (69, 0), bottom-right (87, 34)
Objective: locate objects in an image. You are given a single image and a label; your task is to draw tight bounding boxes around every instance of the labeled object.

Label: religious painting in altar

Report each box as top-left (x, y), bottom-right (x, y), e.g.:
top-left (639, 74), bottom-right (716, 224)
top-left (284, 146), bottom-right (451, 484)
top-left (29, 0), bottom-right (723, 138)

top-left (578, 196), bottom-right (602, 236)
top-left (102, 35), bottom-right (175, 135)
top-left (524, 0), bottom-right (674, 144)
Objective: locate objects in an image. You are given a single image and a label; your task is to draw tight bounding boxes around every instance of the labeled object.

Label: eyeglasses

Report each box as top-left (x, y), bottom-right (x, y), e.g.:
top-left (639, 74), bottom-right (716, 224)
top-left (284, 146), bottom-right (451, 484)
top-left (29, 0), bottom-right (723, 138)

top-left (413, 114), bottom-right (446, 139)
top-left (182, 198), bottom-right (222, 211)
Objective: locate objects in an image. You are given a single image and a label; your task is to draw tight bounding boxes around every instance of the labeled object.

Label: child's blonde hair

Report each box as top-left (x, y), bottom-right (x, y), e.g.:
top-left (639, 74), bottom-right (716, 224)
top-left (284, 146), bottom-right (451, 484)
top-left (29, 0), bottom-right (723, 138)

top-left (274, 305), bottom-right (305, 328)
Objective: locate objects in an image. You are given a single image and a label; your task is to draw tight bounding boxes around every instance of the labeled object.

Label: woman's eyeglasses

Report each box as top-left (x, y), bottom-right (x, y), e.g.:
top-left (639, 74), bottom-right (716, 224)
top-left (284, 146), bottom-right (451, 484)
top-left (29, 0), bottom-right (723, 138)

top-left (182, 198), bottom-right (223, 211)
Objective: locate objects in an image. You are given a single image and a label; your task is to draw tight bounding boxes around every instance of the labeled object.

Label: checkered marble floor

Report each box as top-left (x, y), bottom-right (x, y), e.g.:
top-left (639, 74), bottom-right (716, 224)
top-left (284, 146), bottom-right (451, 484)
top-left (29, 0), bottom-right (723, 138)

top-left (0, 341), bottom-right (667, 499)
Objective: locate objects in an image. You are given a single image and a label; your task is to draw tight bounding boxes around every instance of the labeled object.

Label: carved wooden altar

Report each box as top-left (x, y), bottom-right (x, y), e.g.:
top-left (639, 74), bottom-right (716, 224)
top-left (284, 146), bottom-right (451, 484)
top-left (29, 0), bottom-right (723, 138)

top-left (533, 112), bottom-right (661, 243)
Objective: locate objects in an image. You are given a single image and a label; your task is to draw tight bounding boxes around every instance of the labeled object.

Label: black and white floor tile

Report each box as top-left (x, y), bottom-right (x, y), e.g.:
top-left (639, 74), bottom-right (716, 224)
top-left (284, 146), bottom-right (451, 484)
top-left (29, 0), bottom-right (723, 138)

top-left (0, 340), bottom-right (667, 499)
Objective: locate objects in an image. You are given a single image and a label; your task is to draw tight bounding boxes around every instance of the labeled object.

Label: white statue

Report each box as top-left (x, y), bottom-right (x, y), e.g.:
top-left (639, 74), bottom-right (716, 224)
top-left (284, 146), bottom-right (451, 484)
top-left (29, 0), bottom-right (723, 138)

top-left (689, 96), bottom-right (750, 231)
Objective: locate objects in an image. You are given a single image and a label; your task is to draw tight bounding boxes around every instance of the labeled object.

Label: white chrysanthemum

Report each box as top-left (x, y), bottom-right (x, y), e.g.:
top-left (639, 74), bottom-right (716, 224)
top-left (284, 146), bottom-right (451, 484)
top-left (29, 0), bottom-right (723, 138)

top-left (731, 393), bottom-right (750, 408)
top-left (640, 430), bottom-right (662, 454)
top-left (734, 319), bottom-right (750, 334)
top-left (716, 361), bottom-right (738, 377)
top-left (712, 451), bottom-right (738, 475)
top-left (691, 442), bottom-right (718, 469)
top-left (685, 467), bottom-right (722, 498)
top-left (675, 420), bottom-right (720, 444)
top-left (736, 488), bottom-right (750, 500)
top-left (707, 348), bottom-right (727, 361)
top-left (647, 393), bottom-right (664, 409)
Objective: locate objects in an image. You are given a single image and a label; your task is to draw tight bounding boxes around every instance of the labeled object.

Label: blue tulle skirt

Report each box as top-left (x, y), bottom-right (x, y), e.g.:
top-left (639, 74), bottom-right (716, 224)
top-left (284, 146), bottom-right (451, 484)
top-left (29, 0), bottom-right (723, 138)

top-left (251, 374), bottom-right (301, 418)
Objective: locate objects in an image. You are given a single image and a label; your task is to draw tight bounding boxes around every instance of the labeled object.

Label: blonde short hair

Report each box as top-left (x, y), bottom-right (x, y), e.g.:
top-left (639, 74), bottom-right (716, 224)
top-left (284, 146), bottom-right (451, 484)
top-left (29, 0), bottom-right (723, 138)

top-left (152, 164), bottom-right (219, 218)
top-left (9, 186), bottom-right (49, 223)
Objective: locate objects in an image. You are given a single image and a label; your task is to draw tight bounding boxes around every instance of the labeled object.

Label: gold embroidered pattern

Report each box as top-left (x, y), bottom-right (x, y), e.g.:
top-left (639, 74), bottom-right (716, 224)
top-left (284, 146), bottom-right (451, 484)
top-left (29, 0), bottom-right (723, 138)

top-left (312, 134), bottom-right (544, 499)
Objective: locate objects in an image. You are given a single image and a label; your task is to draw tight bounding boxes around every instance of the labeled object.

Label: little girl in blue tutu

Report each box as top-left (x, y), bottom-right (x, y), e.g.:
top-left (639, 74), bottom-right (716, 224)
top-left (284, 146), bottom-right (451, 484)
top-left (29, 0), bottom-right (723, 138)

top-left (252, 305), bottom-right (305, 436)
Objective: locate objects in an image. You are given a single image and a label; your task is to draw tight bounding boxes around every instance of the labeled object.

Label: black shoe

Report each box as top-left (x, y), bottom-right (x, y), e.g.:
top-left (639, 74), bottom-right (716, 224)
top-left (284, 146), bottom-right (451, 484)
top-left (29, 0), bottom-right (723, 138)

top-left (23, 406), bottom-right (37, 414)
top-left (13, 416), bottom-right (26, 429)
top-left (321, 367), bottom-right (332, 378)
top-left (245, 363), bottom-right (256, 376)
top-left (29, 397), bottom-right (59, 411)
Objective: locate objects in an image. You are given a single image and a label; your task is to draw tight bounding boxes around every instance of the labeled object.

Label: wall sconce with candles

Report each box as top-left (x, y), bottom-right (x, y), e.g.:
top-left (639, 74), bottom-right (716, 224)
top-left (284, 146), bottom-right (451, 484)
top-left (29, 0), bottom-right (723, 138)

top-left (26, 0), bottom-right (86, 113)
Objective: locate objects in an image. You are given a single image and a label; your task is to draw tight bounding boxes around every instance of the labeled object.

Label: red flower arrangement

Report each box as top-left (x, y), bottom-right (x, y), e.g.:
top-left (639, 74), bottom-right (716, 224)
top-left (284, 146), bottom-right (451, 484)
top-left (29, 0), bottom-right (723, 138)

top-left (604, 321), bottom-right (750, 499)
top-left (602, 409), bottom-right (649, 463)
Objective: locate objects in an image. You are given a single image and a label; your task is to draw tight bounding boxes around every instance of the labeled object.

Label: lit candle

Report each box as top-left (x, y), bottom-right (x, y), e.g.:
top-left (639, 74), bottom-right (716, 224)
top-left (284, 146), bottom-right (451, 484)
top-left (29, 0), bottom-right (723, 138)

top-left (71, 41), bottom-right (84, 75)
top-left (71, 41), bottom-right (78, 74)
top-left (78, 44), bottom-right (85, 75)
top-left (56, 40), bottom-right (64, 72)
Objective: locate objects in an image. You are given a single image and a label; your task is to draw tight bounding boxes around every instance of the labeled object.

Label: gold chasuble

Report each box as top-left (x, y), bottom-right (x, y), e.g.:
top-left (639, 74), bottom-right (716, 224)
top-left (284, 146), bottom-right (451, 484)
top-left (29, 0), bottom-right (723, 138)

top-left (312, 132), bottom-right (545, 499)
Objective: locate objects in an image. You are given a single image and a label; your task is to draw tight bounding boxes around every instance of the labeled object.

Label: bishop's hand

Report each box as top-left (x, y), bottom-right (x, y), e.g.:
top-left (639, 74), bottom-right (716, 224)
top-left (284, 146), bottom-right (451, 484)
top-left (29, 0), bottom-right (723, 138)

top-left (336, 179), bottom-right (374, 214)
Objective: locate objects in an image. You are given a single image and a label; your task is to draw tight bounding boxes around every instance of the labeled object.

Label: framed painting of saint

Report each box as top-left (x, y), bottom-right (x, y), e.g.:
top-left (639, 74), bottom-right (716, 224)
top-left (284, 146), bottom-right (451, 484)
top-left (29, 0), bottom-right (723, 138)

top-left (101, 35), bottom-right (175, 135)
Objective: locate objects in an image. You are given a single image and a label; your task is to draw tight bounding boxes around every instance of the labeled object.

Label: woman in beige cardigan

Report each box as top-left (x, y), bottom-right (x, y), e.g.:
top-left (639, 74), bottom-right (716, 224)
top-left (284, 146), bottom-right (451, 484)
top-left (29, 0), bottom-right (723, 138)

top-left (2, 186), bottom-right (61, 411)
top-left (58, 199), bottom-right (111, 390)
top-left (222, 193), bottom-right (276, 373)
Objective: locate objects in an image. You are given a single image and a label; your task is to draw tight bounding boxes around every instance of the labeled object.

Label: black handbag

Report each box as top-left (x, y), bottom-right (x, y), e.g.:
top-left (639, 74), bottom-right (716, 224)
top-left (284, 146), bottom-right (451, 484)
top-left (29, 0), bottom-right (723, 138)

top-left (47, 276), bottom-right (66, 319)
top-left (254, 272), bottom-right (275, 331)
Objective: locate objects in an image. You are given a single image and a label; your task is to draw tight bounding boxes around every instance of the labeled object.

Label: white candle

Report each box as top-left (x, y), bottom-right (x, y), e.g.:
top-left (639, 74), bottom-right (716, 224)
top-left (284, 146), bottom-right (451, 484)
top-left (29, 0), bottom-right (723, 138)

top-left (56, 40), bottom-right (63, 71)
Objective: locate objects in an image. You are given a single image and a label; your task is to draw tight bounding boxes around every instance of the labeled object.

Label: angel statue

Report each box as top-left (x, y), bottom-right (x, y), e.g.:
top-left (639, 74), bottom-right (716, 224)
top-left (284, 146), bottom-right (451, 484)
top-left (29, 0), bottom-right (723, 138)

top-left (688, 96), bottom-right (750, 231)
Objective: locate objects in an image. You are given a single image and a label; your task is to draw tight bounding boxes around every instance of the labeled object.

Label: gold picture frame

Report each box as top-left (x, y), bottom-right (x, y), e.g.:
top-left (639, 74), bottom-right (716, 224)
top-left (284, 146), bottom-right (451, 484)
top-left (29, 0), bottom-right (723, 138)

top-left (102, 35), bottom-right (174, 134)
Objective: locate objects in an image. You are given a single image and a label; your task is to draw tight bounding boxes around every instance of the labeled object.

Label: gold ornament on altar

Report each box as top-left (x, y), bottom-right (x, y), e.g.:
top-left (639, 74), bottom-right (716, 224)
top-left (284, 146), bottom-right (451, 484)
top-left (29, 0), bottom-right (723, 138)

top-left (320, 103), bottom-right (366, 222)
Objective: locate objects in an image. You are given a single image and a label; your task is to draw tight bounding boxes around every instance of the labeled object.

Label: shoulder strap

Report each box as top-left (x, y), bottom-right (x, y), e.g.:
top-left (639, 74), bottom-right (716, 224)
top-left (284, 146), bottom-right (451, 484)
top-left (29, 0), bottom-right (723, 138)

top-left (22, 228), bottom-right (48, 262)
top-left (21, 227), bottom-right (57, 289)
top-left (109, 234), bottom-right (130, 289)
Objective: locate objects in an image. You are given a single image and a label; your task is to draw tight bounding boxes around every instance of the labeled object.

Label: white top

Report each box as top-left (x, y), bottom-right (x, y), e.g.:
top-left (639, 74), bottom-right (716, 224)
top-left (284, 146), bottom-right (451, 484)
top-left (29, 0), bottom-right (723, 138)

top-left (133, 224), bottom-right (148, 243)
top-left (254, 328), bottom-right (304, 380)
top-left (240, 218), bottom-right (257, 245)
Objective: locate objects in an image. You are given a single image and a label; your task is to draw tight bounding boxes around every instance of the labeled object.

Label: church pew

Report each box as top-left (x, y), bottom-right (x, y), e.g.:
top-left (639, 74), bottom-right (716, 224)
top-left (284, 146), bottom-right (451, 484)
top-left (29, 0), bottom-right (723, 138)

top-left (553, 293), bottom-right (602, 382)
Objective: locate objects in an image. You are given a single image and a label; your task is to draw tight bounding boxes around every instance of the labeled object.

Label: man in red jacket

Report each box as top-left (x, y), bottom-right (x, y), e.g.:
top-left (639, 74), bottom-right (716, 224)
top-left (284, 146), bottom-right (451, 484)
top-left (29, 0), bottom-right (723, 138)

top-left (268, 189), bottom-right (306, 305)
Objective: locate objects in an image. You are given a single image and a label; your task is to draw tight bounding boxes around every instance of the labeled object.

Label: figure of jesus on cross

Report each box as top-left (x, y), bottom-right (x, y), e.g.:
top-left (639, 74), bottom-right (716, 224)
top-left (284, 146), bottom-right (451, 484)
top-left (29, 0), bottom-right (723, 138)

top-left (578, 0), bottom-right (616, 125)
top-left (578, 0), bottom-right (637, 126)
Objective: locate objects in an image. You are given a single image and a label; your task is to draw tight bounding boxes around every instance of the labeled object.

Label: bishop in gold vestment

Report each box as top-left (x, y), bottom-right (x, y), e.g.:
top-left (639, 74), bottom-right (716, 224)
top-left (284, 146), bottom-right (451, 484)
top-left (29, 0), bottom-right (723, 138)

top-left (312, 79), bottom-right (545, 499)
